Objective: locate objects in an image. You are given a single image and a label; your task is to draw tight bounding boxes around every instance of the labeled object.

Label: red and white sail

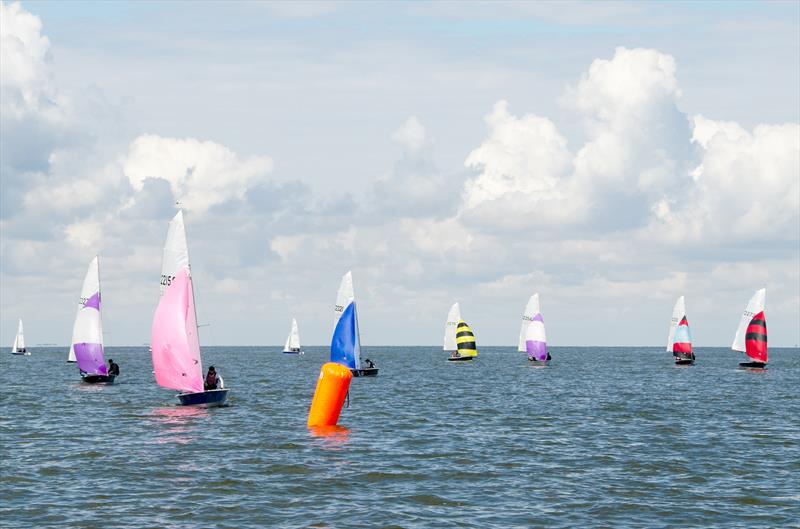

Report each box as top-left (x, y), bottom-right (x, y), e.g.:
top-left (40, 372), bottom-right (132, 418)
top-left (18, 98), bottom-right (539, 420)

top-left (732, 288), bottom-right (767, 363)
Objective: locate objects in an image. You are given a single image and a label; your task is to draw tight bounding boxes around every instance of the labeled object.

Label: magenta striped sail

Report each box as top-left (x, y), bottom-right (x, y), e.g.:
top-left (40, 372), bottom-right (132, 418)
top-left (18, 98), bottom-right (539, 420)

top-left (150, 267), bottom-right (203, 393)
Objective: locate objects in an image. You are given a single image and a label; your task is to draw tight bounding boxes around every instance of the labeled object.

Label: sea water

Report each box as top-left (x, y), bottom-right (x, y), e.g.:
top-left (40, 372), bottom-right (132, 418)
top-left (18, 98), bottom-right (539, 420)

top-left (1, 347), bottom-right (798, 528)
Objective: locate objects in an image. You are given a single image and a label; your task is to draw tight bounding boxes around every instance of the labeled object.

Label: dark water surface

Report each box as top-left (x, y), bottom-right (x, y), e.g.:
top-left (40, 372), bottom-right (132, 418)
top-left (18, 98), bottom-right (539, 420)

top-left (1, 347), bottom-right (798, 528)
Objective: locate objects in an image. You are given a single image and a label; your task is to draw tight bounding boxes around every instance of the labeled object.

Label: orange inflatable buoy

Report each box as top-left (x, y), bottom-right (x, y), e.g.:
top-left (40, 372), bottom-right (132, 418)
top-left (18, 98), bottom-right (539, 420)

top-left (308, 362), bottom-right (352, 427)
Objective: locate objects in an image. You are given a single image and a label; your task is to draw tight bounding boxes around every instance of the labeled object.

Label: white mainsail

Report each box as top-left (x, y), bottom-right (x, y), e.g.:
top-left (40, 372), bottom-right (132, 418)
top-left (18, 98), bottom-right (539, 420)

top-left (666, 296), bottom-right (685, 352)
top-left (334, 271), bottom-right (355, 330)
top-left (283, 318), bottom-right (301, 351)
top-left (12, 318), bottom-right (25, 352)
top-left (443, 302), bottom-right (461, 351)
top-left (518, 293), bottom-right (541, 352)
top-left (69, 256), bottom-right (103, 362)
top-left (732, 288), bottom-right (766, 352)
top-left (160, 210), bottom-right (190, 295)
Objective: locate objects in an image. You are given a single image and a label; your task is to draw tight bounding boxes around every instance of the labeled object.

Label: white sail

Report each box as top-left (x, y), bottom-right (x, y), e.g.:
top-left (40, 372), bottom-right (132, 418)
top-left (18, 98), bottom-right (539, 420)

top-left (666, 295), bottom-right (685, 352)
top-left (289, 318), bottom-right (301, 349)
top-left (283, 318), bottom-right (301, 351)
top-left (160, 210), bottom-right (190, 295)
top-left (69, 257), bottom-right (103, 362)
top-left (443, 302), bottom-right (461, 351)
top-left (518, 293), bottom-right (541, 352)
top-left (12, 318), bottom-right (24, 352)
top-left (732, 288), bottom-right (766, 352)
top-left (333, 271), bottom-right (355, 329)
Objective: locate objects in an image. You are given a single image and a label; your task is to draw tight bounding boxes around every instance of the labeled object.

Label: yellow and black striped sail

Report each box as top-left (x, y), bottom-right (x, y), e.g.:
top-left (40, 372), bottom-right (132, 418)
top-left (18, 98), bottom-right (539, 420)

top-left (455, 320), bottom-right (477, 357)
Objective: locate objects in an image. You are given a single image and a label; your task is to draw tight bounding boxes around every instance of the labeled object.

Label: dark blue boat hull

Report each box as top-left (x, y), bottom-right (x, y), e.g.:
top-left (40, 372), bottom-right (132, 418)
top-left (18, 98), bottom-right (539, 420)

top-left (351, 367), bottom-right (379, 377)
top-left (177, 389), bottom-right (229, 407)
top-left (81, 374), bottom-right (116, 384)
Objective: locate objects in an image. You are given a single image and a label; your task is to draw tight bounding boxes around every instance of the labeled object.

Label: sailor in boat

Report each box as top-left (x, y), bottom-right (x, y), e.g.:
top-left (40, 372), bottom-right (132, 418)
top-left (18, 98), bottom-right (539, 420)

top-left (364, 358), bottom-right (375, 369)
top-left (204, 366), bottom-right (221, 390)
top-left (108, 359), bottom-right (120, 377)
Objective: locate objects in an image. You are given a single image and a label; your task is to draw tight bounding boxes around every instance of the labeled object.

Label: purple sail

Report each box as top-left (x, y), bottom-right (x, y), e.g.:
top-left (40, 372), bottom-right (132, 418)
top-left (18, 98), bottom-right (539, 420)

top-left (525, 313), bottom-right (548, 361)
top-left (74, 342), bottom-right (108, 375)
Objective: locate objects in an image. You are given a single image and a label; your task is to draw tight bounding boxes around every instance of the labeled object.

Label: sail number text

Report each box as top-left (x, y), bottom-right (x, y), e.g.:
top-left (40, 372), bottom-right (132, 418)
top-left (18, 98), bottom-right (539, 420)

top-left (160, 274), bottom-right (176, 287)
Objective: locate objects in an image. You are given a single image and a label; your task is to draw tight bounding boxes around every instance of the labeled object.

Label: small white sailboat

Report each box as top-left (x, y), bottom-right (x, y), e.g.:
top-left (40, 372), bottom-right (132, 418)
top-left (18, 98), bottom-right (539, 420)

top-left (733, 288), bottom-right (768, 369)
top-left (667, 296), bottom-right (695, 365)
top-left (151, 210), bottom-right (229, 406)
top-left (282, 318), bottom-right (303, 354)
top-left (10, 318), bottom-right (28, 355)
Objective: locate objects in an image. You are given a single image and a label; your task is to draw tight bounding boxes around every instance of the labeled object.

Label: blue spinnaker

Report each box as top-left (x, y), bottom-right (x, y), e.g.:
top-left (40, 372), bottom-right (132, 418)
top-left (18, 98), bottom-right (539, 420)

top-left (330, 301), bottom-right (360, 369)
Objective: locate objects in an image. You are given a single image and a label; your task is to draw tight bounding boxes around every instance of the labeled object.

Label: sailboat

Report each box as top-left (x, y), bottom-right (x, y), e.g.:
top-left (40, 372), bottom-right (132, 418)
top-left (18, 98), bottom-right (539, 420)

top-left (445, 303), bottom-right (477, 361)
top-left (282, 318), bottom-right (303, 354)
top-left (667, 296), bottom-right (695, 365)
top-left (151, 210), bottom-right (229, 406)
top-left (331, 271), bottom-right (377, 377)
top-left (71, 256), bottom-right (114, 383)
top-left (733, 288), bottom-right (768, 370)
top-left (10, 319), bottom-right (28, 355)
top-left (520, 294), bottom-right (549, 365)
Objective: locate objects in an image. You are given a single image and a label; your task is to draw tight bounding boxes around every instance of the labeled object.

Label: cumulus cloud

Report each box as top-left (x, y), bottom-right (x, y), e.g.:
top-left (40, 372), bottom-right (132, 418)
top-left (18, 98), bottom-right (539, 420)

top-left (123, 134), bottom-right (274, 214)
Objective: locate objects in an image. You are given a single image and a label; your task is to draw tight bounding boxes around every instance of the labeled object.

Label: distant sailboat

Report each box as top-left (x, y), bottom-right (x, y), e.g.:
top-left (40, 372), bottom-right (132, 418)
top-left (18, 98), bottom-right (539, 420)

top-left (10, 318), bottom-right (28, 355)
top-left (151, 210), bottom-right (229, 406)
top-left (667, 296), bottom-right (695, 365)
top-left (733, 288), bottom-right (768, 370)
top-left (331, 271), bottom-right (377, 376)
top-left (283, 318), bottom-right (303, 354)
top-left (519, 294), bottom-right (550, 365)
top-left (445, 303), bottom-right (477, 361)
top-left (71, 256), bottom-right (114, 383)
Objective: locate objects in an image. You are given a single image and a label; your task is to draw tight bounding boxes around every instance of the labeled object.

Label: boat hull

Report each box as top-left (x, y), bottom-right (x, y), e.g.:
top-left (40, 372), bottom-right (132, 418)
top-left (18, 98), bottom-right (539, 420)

top-left (738, 361), bottom-right (767, 370)
top-left (81, 374), bottom-right (116, 384)
top-left (528, 358), bottom-right (550, 366)
top-left (674, 358), bottom-right (695, 365)
top-left (177, 388), bottom-right (229, 407)
top-left (11, 352), bottom-right (30, 356)
top-left (351, 367), bottom-right (379, 377)
top-left (282, 350), bottom-right (304, 355)
top-left (447, 355), bottom-right (473, 362)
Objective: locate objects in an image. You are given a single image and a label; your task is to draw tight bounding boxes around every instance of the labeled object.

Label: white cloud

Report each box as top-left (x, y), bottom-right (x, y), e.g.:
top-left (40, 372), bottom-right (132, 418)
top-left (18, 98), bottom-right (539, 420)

top-left (123, 134), bottom-right (274, 214)
top-left (64, 218), bottom-right (102, 249)
top-left (0, 0), bottom-right (65, 120)
top-left (392, 115), bottom-right (429, 155)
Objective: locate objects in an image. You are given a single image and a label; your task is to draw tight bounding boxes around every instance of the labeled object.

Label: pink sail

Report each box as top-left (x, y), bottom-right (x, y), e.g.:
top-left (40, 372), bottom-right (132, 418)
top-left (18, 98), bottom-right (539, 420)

top-left (150, 267), bottom-right (203, 393)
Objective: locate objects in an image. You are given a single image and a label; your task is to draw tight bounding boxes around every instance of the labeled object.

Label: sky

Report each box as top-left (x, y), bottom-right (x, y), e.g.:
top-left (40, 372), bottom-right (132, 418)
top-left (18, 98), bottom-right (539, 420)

top-left (1, 0), bottom-right (798, 347)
